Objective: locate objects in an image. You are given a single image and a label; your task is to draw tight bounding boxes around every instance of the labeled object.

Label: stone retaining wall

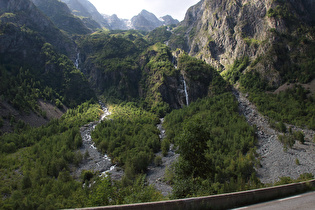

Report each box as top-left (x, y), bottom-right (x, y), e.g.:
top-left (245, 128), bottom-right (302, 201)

top-left (75, 179), bottom-right (315, 210)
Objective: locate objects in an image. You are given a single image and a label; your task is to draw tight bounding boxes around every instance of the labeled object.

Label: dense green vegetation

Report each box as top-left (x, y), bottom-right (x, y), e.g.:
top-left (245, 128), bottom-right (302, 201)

top-left (164, 93), bottom-right (262, 198)
top-left (223, 41), bottom-right (315, 129)
top-left (0, 9), bottom-right (95, 115)
top-left (92, 103), bottom-right (160, 181)
top-left (267, 2), bottom-right (295, 22)
top-left (79, 30), bottom-right (147, 102)
top-left (168, 25), bottom-right (189, 50)
top-left (245, 83), bottom-right (315, 129)
top-left (0, 102), bottom-right (100, 209)
top-left (1, 1), bottom-right (314, 208)
top-left (146, 26), bottom-right (173, 44)
top-left (269, 27), bottom-right (315, 84)
top-left (0, 20), bottom-right (95, 111)
top-left (41, 43), bottom-right (96, 107)
top-left (0, 43), bottom-right (95, 113)
top-left (178, 53), bottom-right (228, 97)
top-left (140, 43), bottom-right (177, 115)
top-left (0, 102), bottom-right (164, 209)
top-left (237, 64), bottom-right (315, 129)
top-left (222, 57), bottom-right (250, 84)
top-left (0, 66), bottom-right (53, 113)
top-left (87, 175), bottom-right (164, 207)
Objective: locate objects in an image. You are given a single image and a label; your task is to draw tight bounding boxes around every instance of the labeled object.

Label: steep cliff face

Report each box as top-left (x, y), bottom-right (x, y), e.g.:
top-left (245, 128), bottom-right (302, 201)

top-left (169, 0), bottom-right (315, 87)
top-left (31, 0), bottom-right (92, 35)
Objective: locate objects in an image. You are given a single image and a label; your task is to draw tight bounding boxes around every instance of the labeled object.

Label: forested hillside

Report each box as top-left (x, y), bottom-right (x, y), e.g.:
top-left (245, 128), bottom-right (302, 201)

top-left (0, 0), bottom-right (96, 132)
top-left (0, 0), bottom-right (314, 209)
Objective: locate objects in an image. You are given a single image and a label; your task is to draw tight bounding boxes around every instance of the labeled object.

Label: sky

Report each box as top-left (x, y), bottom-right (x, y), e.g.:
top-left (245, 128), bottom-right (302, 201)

top-left (88, 0), bottom-right (201, 21)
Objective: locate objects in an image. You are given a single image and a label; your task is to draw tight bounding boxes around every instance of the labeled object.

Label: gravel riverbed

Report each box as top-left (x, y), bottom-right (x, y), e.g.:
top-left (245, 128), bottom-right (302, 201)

top-left (73, 91), bottom-right (314, 192)
top-left (233, 89), bottom-right (315, 184)
top-left (146, 118), bottom-right (179, 197)
top-left (72, 103), bottom-right (123, 180)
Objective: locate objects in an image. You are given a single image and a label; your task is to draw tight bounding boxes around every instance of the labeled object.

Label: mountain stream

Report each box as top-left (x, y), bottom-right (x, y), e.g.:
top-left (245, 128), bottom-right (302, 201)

top-left (73, 102), bottom-right (123, 180)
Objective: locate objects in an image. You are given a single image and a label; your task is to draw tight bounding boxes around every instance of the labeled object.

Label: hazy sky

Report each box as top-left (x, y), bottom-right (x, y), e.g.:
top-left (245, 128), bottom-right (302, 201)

top-left (89, 0), bottom-right (201, 21)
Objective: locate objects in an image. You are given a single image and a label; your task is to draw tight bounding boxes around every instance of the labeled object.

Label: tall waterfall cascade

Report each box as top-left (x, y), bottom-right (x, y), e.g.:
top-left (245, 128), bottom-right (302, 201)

top-left (183, 78), bottom-right (189, 106)
top-left (75, 52), bottom-right (80, 69)
top-left (172, 55), bottom-right (189, 106)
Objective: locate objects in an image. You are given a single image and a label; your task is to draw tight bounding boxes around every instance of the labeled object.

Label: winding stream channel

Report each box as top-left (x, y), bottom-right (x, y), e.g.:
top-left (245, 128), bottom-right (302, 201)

top-left (73, 88), bottom-right (315, 193)
top-left (73, 102), bottom-right (123, 180)
top-left (74, 102), bottom-right (177, 195)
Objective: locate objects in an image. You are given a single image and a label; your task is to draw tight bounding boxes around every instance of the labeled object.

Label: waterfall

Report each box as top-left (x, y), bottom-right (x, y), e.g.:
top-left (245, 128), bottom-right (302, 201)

top-left (172, 55), bottom-right (188, 106)
top-left (75, 52), bottom-right (80, 69)
top-left (172, 56), bottom-right (177, 69)
top-left (183, 77), bottom-right (189, 106)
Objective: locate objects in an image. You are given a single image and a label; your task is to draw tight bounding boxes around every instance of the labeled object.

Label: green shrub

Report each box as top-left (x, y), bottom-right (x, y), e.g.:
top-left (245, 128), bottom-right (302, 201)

top-left (277, 122), bottom-right (287, 133)
top-left (297, 173), bottom-right (314, 182)
top-left (161, 139), bottom-right (170, 156)
top-left (82, 170), bottom-right (94, 183)
top-left (278, 134), bottom-right (295, 149)
top-left (294, 131), bottom-right (305, 144)
top-left (0, 117), bottom-right (3, 128)
top-left (275, 176), bottom-right (293, 185)
top-left (154, 155), bottom-right (163, 166)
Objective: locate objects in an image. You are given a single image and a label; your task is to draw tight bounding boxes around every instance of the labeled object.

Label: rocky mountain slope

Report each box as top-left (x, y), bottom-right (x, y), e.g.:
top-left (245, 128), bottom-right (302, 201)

top-left (31, 0), bottom-right (92, 35)
top-left (0, 0), bottom-right (75, 55)
top-left (131, 10), bottom-right (164, 31)
top-left (61, 0), bottom-right (109, 29)
top-left (169, 0), bottom-right (315, 88)
top-left (103, 14), bottom-right (130, 30)
top-left (233, 89), bottom-right (315, 184)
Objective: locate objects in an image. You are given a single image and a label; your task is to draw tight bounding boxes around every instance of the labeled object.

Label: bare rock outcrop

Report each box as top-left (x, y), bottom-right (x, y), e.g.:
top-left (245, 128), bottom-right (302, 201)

top-left (169, 0), bottom-right (315, 88)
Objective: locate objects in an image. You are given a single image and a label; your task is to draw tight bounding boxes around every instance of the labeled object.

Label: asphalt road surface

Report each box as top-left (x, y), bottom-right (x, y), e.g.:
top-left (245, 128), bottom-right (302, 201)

top-left (233, 191), bottom-right (315, 210)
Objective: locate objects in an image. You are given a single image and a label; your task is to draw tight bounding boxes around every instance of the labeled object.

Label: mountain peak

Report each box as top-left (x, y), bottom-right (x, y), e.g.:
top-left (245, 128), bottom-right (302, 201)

top-left (161, 15), bottom-right (179, 25)
top-left (140, 9), bottom-right (151, 15)
top-left (101, 9), bottom-right (179, 31)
